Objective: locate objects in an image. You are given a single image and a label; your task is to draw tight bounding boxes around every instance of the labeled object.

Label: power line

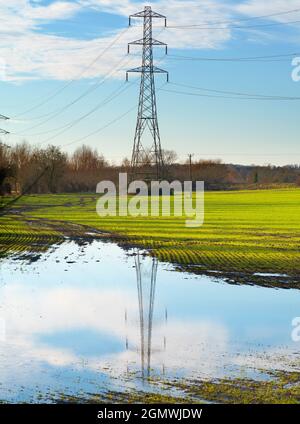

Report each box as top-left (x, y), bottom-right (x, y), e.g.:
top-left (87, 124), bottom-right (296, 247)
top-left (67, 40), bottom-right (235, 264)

top-left (0, 166), bottom-right (50, 216)
top-left (11, 27), bottom-right (129, 119)
top-left (12, 85), bottom-right (123, 138)
top-left (10, 85), bottom-right (126, 141)
top-left (0, 114), bottom-right (9, 134)
top-left (52, 78), bottom-right (167, 150)
top-left (167, 52), bottom-right (300, 62)
top-left (35, 82), bottom-right (135, 145)
top-left (168, 7), bottom-right (300, 28)
top-left (2, 106), bottom-right (138, 216)
top-left (161, 87), bottom-right (300, 101)
top-left (169, 81), bottom-right (300, 100)
top-left (12, 55), bottom-right (133, 135)
top-left (168, 18), bottom-right (300, 30)
top-left (14, 54), bottom-right (166, 141)
top-left (10, 32), bottom-right (165, 127)
top-left (162, 82), bottom-right (300, 101)
top-left (134, 8), bottom-right (300, 28)
top-left (60, 104), bottom-right (137, 148)
top-left (0, 87), bottom-right (135, 215)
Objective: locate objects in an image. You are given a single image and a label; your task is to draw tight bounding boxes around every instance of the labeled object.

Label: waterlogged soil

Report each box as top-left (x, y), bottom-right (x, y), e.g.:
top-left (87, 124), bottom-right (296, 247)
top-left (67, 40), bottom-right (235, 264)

top-left (2, 190), bottom-right (300, 288)
top-left (3, 213), bottom-right (300, 290)
top-left (0, 240), bottom-right (300, 403)
top-left (178, 265), bottom-right (300, 290)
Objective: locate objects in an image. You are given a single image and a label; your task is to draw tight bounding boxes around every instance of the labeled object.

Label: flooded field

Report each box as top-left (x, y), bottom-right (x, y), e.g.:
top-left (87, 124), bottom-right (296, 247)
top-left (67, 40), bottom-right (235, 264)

top-left (0, 239), bottom-right (299, 403)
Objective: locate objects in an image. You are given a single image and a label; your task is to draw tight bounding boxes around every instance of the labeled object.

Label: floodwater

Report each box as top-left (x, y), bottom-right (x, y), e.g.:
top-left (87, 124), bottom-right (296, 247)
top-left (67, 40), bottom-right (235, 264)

top-left (0, 239), bottom-right (299, 403)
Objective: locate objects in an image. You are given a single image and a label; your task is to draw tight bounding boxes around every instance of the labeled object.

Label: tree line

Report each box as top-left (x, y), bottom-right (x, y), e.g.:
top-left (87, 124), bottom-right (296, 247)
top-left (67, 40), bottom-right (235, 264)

top-left (0, 141), bottom-right (299, 195)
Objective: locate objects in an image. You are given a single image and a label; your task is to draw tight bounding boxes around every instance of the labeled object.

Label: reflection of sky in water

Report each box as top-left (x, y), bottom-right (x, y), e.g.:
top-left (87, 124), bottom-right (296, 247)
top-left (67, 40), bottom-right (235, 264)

top-left (0, 240), bottom-right (299, 402)
top-left (38, 329), bottom-right (124, 357)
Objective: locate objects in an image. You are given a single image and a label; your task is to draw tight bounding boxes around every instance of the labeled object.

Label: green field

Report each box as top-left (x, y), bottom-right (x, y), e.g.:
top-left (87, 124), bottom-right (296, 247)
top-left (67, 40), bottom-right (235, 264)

top-left (1, 188), bottom-right (300, 281)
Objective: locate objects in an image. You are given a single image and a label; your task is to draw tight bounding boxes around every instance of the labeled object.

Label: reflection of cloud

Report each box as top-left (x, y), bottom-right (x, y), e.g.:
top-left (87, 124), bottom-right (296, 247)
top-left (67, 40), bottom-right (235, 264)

top-left (2, 284), bottom-right (134, 336)
top-left (106, 320), bottom-right (231, 379)
top-left (0, 284), bottom-right (133, 370)
top-left (155, 321), bottom-right (229, 375)
top-left (0, 280), bottom-right (230, 380)
top-left (1, 276), bottom-right (298, 385)
top-left (15, 338), bottom-right (77, 367)
top-left (233, 346), bottom-right (300, 374)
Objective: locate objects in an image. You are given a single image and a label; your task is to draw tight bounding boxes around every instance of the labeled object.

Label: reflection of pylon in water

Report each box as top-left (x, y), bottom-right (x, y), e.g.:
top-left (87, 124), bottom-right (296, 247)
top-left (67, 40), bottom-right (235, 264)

top-left (125, 252), bottom-right (167, 379)
top-left (135, 252), bottom-right (158, 379)
top-left (162, 307), bottom-right (167, 376)
top-left (124, 308), bottom-right (129, 374)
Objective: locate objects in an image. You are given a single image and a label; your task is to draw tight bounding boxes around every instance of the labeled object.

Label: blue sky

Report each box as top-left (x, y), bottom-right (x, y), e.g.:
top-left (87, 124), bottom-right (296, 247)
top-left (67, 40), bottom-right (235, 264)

top-left (1, 0), bottom-right (300, 165)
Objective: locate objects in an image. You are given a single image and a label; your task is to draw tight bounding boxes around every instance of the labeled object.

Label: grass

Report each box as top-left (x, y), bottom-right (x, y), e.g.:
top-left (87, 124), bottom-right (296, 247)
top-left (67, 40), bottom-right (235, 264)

top-left (164, 370), bottom-right (300, 404)
top-left (0, 215), bottom-right (62, 258)
top-left (1, 188), bottom-right (300, 279)
top-left (31, 370), bottom-right (300, 404)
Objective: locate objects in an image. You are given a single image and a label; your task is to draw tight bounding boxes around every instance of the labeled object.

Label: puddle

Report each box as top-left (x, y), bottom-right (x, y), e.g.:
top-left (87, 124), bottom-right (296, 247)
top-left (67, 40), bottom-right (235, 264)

top-left (0, 240), bottom-right (299, 402)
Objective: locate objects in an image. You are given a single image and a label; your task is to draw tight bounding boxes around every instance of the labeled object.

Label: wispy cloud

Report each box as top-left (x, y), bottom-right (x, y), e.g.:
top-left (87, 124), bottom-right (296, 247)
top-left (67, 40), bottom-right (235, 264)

top-left (0, 0), bottom-right (299, 82)
top-left (232, 1), bottom-right (300, 44)
top-left (235, 0), bottom-right (300, 21)
top-left (0, 1), bottom-right (81, 33)
top-left (0, 0), bottom-right (234, 82)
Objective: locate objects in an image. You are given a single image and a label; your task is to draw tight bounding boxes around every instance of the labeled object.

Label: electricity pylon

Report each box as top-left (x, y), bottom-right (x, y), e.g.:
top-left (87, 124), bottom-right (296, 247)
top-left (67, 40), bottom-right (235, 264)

top-left (126, 6), bottom-right (168, 181)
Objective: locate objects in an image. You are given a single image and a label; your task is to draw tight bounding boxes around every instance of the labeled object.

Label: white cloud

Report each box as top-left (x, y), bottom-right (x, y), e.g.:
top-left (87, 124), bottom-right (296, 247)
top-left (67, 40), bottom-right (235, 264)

top-left (232, 1), bottom-right (300, 44)
top-left (0, 0), bottom-right (233, 82)
top-left (24, 1), bottom-right (82, 21)
top-left (2, 31), bottom-right (136, 82)
top-left (235, 0), bottom-right (300, 22)
top-left (0, 0), bottom-right (299, 82)
top-left (0, 1), bottom-right (81, 33)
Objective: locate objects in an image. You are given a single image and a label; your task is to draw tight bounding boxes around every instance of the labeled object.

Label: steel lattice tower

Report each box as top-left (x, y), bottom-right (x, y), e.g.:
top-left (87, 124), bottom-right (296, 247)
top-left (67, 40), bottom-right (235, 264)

top-left (127, 6), bottom-right (168, 181)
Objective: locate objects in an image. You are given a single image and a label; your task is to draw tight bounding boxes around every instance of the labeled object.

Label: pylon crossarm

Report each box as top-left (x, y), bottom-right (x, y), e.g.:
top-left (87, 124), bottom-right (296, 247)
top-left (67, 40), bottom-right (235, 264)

top-left (0, 114), bottom-right (9, 120)
top-left (129, 8), bottom-right (167, 27)
top-left (127, 66), bottom-right (168, 74)
top-left (126, 68), bottom-right (168, 82)
top-left (129, 38), bottom-right (167, 46)
top-left (0, 129), bottom-right (9, 134)
top-left (129, 10), bottom-right (166, 20)
top-left (153, 66), bottom-right (168, 75)
top-left (128, 39), bottom-right (167, 54)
